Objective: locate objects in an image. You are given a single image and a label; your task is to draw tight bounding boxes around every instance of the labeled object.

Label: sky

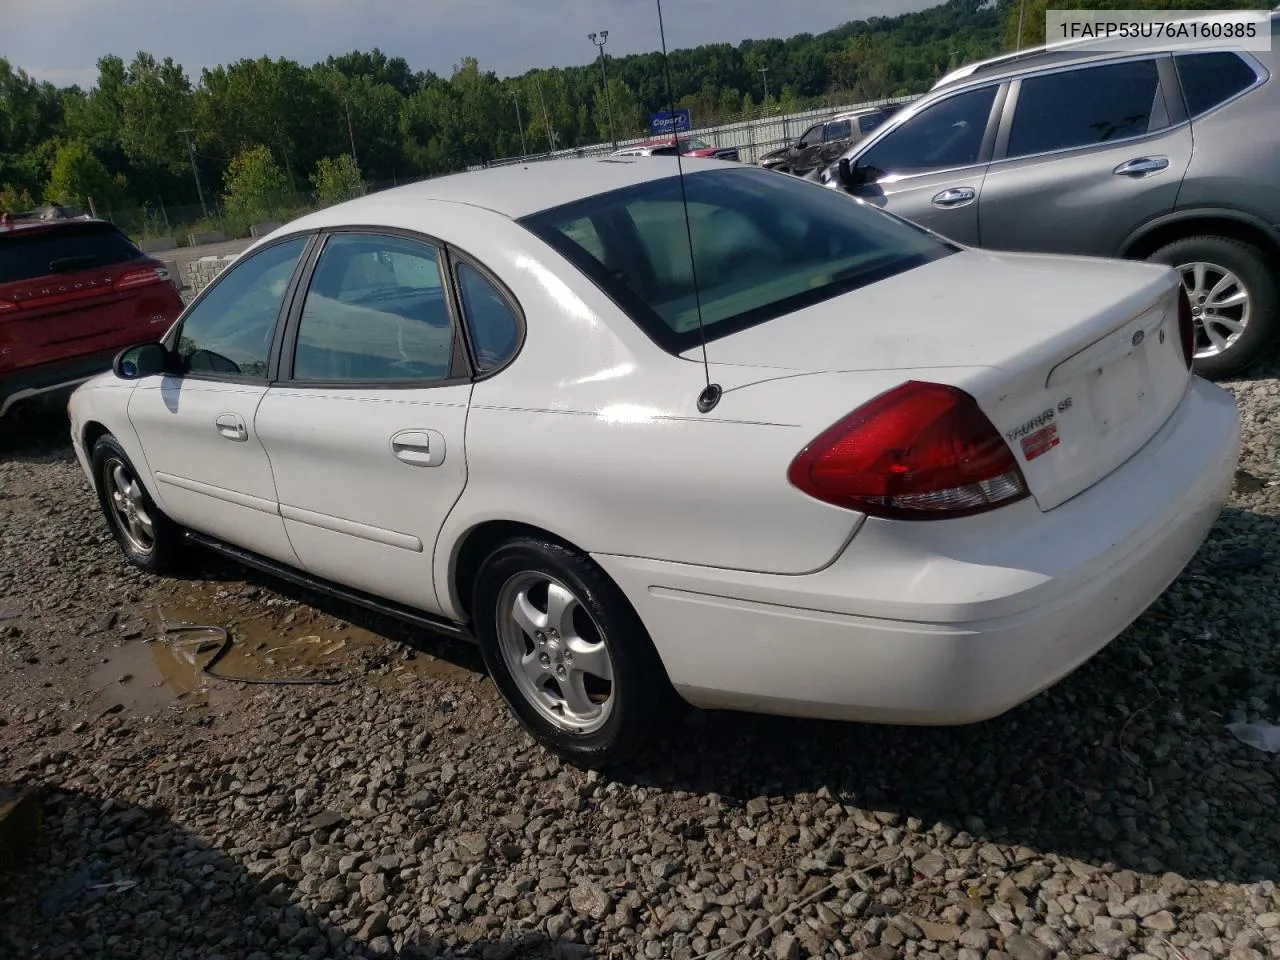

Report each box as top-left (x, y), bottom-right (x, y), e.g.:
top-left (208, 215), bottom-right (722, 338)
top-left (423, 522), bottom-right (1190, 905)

top-left (3, 0), bottom-right (933, 90)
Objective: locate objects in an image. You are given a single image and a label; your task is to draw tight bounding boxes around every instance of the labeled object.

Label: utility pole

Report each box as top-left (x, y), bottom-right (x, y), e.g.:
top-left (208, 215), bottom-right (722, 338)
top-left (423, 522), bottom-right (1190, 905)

top-left (345, 99), bottom-right (358, 166)
top-left (535, 76), bottom-right (556, 152)
top-left (588, 31), bottom-right (617, 149)
top-left (511, 89), bottom-right (528, 157)
top-left (177, 129), bottom-right (207, 218)
top-left (1015, 0), bottom-right (1026, 50)
top-left (758, 68), bottom-right (770, 114)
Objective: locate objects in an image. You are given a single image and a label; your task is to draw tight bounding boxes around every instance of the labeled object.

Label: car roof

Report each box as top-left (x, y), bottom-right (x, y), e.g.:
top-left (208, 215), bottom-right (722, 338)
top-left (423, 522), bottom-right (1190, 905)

top-left (934, 9), bottom-right (1280, 88)
top-left (285, 155), bottom-right (732, 226)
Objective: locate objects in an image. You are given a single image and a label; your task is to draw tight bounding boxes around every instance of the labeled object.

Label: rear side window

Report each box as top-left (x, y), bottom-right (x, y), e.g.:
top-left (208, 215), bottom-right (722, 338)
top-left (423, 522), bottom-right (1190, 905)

top-left (858, 113), bottom-right (887, 135)
top-left (1008, 59), bottom-right (1166, 158)
top-left (0, 222), bottom-right (141, 284)
top-left (825, 119), bottom-right (852, 141)
top-left (519, 166), bottom-right (955, 353)
top-left (1175, 51), bottom-right (1259, 117)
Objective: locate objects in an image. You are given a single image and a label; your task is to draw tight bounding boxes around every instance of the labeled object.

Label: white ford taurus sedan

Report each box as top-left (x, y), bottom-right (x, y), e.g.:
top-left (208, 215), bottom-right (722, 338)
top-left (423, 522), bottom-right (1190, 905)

top-left (68, 157), bottom-right (1240, 765)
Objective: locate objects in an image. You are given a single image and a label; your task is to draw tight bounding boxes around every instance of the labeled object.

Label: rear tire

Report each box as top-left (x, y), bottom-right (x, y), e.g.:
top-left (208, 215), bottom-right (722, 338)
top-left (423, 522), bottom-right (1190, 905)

top-left (1145, 235), bottom-right (1279, 379)
top-left (470, 535), bottom-right (681, 768)
top-left (91, 434), bottom-right (185, 574)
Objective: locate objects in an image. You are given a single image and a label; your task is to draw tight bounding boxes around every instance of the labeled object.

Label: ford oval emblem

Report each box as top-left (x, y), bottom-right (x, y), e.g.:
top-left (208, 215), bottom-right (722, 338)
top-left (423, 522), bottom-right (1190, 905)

top-left (1132, 329), bottom-right (1145, 347)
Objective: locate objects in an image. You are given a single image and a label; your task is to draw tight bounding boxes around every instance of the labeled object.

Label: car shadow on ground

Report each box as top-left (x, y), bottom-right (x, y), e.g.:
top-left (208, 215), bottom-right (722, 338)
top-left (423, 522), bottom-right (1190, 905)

top-left (0, 787), bottom-right (595, 959)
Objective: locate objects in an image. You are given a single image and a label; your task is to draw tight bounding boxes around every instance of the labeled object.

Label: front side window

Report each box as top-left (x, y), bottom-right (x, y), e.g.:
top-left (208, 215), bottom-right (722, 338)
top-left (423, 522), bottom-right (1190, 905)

top-left (797, 123), bottom-right (824, 147)
top-left (1007, 59), bottom-right (1166, 158)
top-left (519, 166), bottom-right (955, 353)
top-left (174, 235), bottom-right (308, 378)
top-left (857, 85), bottom-right (998, 176)
top-left (292, 233), bottom-right (453, 382)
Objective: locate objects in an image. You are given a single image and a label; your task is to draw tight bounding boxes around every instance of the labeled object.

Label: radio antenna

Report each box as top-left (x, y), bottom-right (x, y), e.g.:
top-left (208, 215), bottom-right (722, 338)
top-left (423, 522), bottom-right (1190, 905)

top-left (655, 0), bottom-right (721, 413)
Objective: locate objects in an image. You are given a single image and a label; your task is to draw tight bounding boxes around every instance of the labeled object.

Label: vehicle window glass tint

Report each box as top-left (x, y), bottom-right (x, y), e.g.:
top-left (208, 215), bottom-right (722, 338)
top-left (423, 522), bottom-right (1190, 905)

top-left (858, 85), bottom-right (997, 175)
top-left (0, 222), bottom-right (141, 283)
top-left (825, 119), bottom-right (852, 142)
top-left (293, 233), bottom-right (453, 382)
top-left (858, 114), bottom-right (886, 135)
top-left (1175, 51), bottom-right (1258, 117)
top-left (175, 236), bottom-right (307, 378)
top-left (519, 166), bottom-right (954, 354)
top-left (1008, 59), bottom-right (1163, 158)
top-left (457, 262), bottom-right (520, 373)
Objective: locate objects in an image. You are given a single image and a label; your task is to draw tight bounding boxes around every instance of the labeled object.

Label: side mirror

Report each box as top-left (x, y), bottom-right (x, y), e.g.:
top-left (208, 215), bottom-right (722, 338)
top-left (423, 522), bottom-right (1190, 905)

top-left (837, 157), bottom-right (874, 188)
top-left (113, 342), bottom-right (171, 380)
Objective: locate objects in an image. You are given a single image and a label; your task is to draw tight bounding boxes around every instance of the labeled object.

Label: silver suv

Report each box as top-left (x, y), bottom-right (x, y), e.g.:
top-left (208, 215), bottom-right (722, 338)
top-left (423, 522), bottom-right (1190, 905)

top-left (812, 11), bottom-right (1280, 378)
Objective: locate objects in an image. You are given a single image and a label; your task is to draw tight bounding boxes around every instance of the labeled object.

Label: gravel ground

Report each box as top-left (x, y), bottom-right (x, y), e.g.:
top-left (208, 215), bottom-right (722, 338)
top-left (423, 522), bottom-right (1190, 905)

top-left (0, 360), bottom-right (1278, 960)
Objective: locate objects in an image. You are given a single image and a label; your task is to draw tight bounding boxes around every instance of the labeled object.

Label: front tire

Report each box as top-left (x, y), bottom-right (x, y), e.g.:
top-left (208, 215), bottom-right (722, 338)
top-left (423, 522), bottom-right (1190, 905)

top-left (1145, 235), bottom-right (1279, 379)
top-left (471, 536), bottom-right (679, 767)
top-left (91, 434), bottom-right (185, 574)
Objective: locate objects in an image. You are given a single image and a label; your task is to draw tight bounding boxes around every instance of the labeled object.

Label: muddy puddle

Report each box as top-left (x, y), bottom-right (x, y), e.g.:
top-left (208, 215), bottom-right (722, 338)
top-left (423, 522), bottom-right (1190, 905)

top-left (91, 588), bottom-right (476, 717)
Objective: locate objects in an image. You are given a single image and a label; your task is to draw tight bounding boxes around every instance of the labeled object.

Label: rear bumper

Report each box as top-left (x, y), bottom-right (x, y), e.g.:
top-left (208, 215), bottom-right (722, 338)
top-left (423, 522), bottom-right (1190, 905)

top-left (0, 350), bottom-right (120, 417)
top-left (594, 377), bottom-right (1240, 724)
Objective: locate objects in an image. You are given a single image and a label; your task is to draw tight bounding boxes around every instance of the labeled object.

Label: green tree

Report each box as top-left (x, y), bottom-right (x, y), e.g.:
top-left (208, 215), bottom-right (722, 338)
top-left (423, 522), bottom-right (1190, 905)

top-left (313, 154), bottom-right (365, 206)
top-left (46, 139), bottom-right (128, 211)
top-left (223, 144), bottom-right (290, 222)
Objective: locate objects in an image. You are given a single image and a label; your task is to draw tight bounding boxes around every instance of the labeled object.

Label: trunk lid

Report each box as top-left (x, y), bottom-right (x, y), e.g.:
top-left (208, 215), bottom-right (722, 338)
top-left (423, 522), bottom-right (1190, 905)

top-left (0, 221), bottom-right (178, 375)
top-left (691, 249), bottom-right (1192, 511)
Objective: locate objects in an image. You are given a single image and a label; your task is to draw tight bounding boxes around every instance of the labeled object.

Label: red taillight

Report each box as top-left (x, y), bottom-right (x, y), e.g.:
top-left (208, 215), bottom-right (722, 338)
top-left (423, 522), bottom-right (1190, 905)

top-left (115, 267), bottom-right (168, 290)
top-left (787, 381), bottom-right (1030, 521)
top-left (1176, 285), bottom-right (1195, 369)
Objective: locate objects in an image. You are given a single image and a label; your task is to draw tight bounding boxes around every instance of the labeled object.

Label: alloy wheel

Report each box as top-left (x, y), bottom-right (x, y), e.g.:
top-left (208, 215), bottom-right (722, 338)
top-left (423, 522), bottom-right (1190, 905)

top-left (494, 571), bottom-right (615, 734)
top-left (1178, 260), bottom-right (1251, 359)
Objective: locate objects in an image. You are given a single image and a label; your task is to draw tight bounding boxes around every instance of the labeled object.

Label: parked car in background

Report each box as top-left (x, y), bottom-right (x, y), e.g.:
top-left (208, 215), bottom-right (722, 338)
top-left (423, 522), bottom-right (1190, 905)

top-left (1, 213), bottom-right (184, 419)
top-left (811, 11), bottom-right (1280, 378)
top-left (758, 106), bottom-right (891, 176)
top-left (68, 158), bottom-right (1238, 765)
top-left (613, 136), bottom-right (740, 162)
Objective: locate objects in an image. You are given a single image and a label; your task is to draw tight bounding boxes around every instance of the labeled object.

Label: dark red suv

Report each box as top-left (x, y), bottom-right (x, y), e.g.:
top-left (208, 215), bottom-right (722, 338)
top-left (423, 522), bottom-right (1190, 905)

top-left (0, 214), bottom-right (185, 418)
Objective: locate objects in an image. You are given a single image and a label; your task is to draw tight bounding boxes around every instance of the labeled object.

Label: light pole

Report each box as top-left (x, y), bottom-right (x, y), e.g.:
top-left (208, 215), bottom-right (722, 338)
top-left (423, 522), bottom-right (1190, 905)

top-left (588, 31), bottom-right (617, 148)
top-left (510, 89), bottom-right (528, 157)
top-left (177, 128), bottom-right (207, 218)
top-left (758, 68), bottom-right (770, 114)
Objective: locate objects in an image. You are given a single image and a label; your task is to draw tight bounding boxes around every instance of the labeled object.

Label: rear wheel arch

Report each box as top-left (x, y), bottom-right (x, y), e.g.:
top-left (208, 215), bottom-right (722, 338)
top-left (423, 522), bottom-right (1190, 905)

top-left (1119, 211), bottom-right (1280, 262)
top-left (450, 520), bottom-right (592, 624)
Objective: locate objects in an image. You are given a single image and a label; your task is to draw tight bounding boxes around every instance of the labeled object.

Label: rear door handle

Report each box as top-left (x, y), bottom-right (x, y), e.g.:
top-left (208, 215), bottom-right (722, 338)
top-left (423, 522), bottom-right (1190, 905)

top-left (391, 429), bottom-right (446, 467)
top-left (931, 187), bottom-right (976, 208)
top-left (1113, 156), bottom-right (1169, 176)
top-left (214, 413), bottom-right (247, 442)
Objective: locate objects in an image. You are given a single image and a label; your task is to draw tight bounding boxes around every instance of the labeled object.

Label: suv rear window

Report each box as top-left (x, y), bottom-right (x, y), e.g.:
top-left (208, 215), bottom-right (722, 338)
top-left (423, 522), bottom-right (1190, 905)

top-left (1174, 51), bottom-right (1259, 117)
top-left (519, 166), bottom-right (955, 353)
top-left (0, 221), bottom-right (142, 284)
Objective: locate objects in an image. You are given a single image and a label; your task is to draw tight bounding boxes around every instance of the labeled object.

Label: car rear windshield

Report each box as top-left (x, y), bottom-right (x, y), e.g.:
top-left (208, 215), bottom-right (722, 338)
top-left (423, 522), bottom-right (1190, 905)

top-left (518, 166), bottom-right (956, 353)
top-left (0, 221), bottom-right (142, 284)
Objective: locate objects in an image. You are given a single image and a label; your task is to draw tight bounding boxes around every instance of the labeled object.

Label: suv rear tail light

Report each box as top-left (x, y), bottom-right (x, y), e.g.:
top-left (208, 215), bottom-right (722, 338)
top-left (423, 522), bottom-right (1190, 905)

top-left (116, 267), bottom-right (169, 290)
top-left (788, 381), bottom-right (1030, 521)
top-left (1176, 285), bottom-right (1195, 369)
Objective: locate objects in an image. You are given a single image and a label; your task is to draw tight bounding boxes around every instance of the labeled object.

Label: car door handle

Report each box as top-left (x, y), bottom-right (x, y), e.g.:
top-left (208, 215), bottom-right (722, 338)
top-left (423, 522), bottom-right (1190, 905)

top-left (391, 429), bottom-right (445, 467)
top-left (214, 413), bottom-right (247, 442)
top-left (931, 187), bottom-right (976, 208)
top-left (1114, 156), bottom-right (1169, 176)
